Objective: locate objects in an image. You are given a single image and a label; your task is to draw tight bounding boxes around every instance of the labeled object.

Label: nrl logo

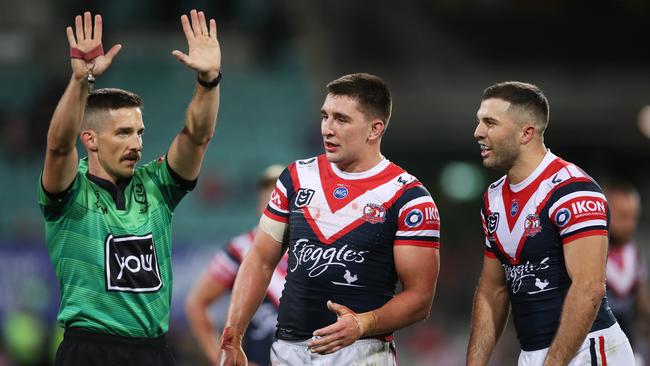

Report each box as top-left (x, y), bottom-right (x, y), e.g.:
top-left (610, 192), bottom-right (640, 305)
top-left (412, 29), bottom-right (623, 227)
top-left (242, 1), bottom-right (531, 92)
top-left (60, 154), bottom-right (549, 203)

top-left (295, 188), bottom-right (315, 208)
top-left (487, 212), bottom-right (499, 234)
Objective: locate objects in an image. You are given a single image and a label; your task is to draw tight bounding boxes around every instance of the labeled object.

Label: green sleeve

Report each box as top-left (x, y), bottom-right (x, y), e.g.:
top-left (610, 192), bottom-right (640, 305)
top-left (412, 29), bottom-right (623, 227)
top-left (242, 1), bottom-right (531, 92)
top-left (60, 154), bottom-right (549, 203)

top-left (141, 156), bottom-right (197, 211)
top-left (37, 174), bottom-right (81, 221)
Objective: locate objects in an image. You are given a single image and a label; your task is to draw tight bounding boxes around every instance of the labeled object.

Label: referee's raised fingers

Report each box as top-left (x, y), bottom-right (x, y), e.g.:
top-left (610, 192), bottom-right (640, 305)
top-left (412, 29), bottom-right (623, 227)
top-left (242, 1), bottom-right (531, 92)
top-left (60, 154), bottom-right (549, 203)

top-left (209, 19), bottom-right (217, 40)
top-left (189, 9), bottom-right (201, 37)
top-left (84, 12), bottom-right (92, 40)
top-left (198, 11), bottom-right (208, 36)
top-left (94, 14), bottom-right (102, 41)
top-left (179, 14), bottom-right (194, 41)
top-left (75, 15), bottom-right (83, 42)
top-left (66, 26), bottom-right (77, 47)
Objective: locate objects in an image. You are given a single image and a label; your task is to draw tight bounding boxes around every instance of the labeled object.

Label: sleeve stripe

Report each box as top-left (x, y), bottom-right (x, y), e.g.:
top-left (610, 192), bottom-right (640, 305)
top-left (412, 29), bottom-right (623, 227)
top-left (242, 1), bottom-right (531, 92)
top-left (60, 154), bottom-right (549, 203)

top-left (562, 229), bottom-right (608, 245)
top-left (268, 201), bottom-right (289, 214)
top-left (395, 235), bottom-right (438, 242)
top-left (394, 240), bottom-right (440, 248)
top-left (397, 195), bottom-right (434, 216)
top-left (548, 191), bottom-right (606, 217)
top-left (393, 184), bottom-right (430, 211)
top-left (484, 249), bottom-right (497, 258)
top-left (263, 208), bottom-right (289, 223)
top-left (560, 219), bottom-right (607, 236)
top-left (276, 180), bottom-right (288, 197)
top-left (396, 229), bottom-right (440, 237)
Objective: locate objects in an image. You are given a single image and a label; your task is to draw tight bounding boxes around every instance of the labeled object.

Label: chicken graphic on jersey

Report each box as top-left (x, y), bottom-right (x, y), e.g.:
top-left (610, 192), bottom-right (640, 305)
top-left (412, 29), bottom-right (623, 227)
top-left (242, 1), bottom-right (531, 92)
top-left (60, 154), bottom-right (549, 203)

top-left (535, 278), bottom-right (549, 290)
top-left (343, 270), bottom-right (358, 284)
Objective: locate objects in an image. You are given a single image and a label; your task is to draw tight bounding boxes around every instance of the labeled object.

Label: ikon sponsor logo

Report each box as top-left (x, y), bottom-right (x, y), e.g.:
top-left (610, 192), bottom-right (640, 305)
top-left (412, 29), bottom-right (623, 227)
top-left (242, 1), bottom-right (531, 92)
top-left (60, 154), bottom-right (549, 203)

top-left (425, 206), bottom-right (440, 221)
top-left (290, 239), bottom-right (367, 278)
top-left (555, 208), bottom-right (571, 227)
top-left (105, 233), bottom-right (162, 292)
top-left (404, 209), bottom-right (424, 228)
top-left (571, 200), bottom-right (606, 215)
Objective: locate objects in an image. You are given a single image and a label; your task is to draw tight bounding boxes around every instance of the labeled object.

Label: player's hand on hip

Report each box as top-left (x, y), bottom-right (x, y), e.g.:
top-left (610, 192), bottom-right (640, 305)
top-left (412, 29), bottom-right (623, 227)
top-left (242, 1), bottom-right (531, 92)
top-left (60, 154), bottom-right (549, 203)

top-left (218, 327), bottom-right (247, 366)
top-left (66, 12), bottom-right (122, 81)
top-left (172, 9), bottom-right (221, 81)
top-left (308, 300), bottom-right (377, 355)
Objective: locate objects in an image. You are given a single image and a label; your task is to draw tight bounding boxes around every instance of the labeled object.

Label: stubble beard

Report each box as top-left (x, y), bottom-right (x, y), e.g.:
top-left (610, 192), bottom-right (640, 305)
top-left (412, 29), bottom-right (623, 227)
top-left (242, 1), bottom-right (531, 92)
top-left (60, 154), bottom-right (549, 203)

top-left (483, 144), bottom-right (518, 173)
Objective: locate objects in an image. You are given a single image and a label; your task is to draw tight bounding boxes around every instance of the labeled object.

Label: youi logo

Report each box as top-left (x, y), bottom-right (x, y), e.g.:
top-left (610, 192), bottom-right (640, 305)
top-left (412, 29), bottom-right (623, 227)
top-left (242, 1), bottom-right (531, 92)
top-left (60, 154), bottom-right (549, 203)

top-left (333, 186), bottom-right (349, 199)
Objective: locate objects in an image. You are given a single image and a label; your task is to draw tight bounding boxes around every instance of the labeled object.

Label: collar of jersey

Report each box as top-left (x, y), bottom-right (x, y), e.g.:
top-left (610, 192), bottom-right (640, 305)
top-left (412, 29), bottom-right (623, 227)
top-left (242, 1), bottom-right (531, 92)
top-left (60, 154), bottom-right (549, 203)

top-left (329, 157), bottom-right (390, 180)
top-left (85, 168), bottom-right (132, 210)
top-left (508, 149), bottom-right (557, 193)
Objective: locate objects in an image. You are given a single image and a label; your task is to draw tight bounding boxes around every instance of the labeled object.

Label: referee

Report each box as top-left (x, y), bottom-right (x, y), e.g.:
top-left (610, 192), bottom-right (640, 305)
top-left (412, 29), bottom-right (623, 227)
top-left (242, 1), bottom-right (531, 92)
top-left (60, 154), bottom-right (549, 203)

top-left (38, 9), bottom-right (221, 365)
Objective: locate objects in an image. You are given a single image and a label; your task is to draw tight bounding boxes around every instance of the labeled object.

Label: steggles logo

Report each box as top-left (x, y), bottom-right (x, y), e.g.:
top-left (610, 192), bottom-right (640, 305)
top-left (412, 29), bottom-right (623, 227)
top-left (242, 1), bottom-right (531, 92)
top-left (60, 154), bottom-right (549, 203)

top-left (290, 239), bottom-right (367, 277)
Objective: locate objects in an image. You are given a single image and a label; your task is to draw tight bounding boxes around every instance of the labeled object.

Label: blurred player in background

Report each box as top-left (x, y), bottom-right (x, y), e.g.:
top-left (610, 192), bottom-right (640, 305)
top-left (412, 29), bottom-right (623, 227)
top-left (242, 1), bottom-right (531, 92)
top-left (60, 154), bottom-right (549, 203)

top-left (220, 73), bottom-right (441, 366)
top-left (467, 81), bottom-right (634, 365)
top-left (186, 165), bottom-right (288, 366)
top-left (603, 181), bottom-right (650, 363)
top-left (38, 9), bottom-right (221, 365)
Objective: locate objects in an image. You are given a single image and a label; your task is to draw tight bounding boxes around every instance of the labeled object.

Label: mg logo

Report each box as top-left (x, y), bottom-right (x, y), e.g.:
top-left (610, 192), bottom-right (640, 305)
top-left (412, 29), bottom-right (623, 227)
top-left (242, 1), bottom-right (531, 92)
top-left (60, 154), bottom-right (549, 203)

top-left (333, 186), bottom-right (348, 199)
top-left (105, 233), bottom-right (162, 292)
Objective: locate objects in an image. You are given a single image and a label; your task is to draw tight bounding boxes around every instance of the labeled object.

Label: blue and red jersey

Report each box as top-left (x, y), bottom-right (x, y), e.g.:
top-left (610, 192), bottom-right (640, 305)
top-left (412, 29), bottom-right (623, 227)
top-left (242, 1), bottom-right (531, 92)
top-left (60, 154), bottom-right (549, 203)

top-left (264, 155), bottom-right (440, 340)
top-left (481, 151), bottom-right (616, 351)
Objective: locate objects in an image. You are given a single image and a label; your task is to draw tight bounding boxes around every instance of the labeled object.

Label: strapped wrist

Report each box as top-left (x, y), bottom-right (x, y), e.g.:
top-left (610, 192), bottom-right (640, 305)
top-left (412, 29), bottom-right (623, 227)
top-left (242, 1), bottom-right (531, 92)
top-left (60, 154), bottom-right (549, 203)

top-left (356, 311), bottom-right (377, 337)
top-left (197, 71), bottom-right (222, 89)
top-left (70, 44), bottom-right (104, 62)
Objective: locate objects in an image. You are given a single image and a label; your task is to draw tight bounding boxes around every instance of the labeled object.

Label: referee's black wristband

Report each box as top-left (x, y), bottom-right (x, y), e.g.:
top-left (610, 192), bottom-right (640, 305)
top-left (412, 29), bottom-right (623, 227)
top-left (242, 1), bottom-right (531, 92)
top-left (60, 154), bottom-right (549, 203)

top-left (197, 72), bottom-right (222, 89)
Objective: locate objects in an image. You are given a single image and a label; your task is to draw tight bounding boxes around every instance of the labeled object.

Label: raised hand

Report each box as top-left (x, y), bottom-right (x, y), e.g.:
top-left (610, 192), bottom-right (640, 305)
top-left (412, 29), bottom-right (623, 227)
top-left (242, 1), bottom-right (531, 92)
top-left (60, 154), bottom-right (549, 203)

top-left (66, 12), bottom-right (121, 81)
top-left (172, 9), bottom-right (221, 80)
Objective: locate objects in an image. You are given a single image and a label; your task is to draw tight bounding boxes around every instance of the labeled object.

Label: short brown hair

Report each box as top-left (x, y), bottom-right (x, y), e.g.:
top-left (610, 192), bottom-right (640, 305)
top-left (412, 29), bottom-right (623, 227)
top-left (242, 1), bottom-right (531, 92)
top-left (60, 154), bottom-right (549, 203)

top-left (81, 88), bottom-right (143, 131)
top-left (483, 81), bottom-right (549, 133)
top-left (326, 73), bottom-right (392, 126)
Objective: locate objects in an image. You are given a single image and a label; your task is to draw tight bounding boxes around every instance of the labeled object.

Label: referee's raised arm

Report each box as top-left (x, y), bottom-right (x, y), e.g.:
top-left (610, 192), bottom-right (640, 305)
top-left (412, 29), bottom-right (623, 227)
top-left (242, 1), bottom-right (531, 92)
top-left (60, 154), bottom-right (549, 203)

top-left (166, 9), bottom-right (222, 182)
top-left (42, 11), bottom-right (121, 194)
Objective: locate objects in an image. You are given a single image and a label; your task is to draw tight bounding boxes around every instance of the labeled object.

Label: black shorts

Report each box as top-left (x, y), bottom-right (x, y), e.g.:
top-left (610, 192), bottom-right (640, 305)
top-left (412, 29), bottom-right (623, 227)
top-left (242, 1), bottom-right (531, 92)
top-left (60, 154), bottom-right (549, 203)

top-left (55, 328), bottom-right (175, 366)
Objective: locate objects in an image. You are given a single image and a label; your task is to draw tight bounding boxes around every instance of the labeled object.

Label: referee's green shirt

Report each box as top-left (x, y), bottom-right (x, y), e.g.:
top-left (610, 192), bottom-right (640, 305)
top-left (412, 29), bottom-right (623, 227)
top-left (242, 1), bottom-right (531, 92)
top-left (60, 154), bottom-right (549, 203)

top-left (38, 156), bottom-right (194, 337)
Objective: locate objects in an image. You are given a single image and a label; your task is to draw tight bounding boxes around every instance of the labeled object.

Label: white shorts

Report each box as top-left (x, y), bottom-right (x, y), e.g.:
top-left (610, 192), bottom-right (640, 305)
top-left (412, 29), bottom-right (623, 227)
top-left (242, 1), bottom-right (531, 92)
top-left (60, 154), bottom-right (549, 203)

top-left (518, 323), bottom-right (635, 366)
top-left (270, 338), bottom-right (396, 366)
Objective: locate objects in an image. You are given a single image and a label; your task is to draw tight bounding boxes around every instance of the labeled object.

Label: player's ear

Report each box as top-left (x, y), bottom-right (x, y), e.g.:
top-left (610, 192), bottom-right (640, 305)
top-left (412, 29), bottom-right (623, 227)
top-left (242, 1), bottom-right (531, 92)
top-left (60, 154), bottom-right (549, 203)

top-left (520, 124), bottom-right (537, 145)
top-left (81, 130), bottom-right (98, 152)
top-left (368, 119), bottom-right (385, 141)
